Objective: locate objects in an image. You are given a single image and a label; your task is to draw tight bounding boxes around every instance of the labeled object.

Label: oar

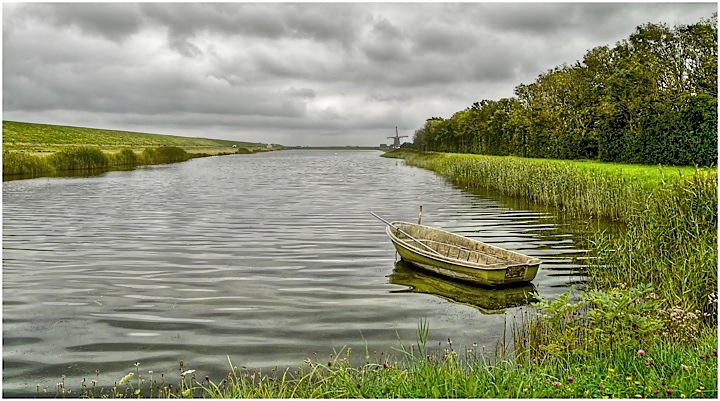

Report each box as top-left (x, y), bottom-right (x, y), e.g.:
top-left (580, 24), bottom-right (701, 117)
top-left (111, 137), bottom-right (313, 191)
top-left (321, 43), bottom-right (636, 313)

top-left (370, 212), bottom-right (445, 258)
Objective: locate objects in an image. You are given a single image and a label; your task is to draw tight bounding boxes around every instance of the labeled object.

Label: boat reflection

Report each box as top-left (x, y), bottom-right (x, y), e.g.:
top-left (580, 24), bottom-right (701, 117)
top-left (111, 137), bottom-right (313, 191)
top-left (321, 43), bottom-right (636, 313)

top-left (388, 260), bottom-right (537, 314)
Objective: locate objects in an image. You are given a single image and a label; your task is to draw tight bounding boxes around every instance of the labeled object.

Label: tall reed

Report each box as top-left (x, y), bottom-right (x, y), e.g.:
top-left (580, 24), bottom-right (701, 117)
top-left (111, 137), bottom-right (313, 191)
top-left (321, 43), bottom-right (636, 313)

top-left (590, 169), bottom-right (718, 322)
top-left (2, 151), bottom-right (54, 176)
top-left (50, 146), bottom-right (109, 171)
top-left (110, 148), bottom-right (138, 166)
top-left (399, 151), bottom-right (645, 221)
top-left (139, 146), bottom-right (189, 164)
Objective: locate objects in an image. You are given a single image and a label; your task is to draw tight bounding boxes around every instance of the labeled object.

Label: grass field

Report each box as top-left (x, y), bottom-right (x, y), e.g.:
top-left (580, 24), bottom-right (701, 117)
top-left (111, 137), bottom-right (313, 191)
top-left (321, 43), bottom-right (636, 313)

top-left (2, 121), bottom-right (277, 178)
top-left (2, 121), bottom-right (273, 153)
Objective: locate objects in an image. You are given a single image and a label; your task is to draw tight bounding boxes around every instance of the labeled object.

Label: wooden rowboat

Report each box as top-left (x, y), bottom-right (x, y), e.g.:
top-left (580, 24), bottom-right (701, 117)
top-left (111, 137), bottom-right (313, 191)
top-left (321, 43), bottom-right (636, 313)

top-left (381, 219), bottom-right (541, 287)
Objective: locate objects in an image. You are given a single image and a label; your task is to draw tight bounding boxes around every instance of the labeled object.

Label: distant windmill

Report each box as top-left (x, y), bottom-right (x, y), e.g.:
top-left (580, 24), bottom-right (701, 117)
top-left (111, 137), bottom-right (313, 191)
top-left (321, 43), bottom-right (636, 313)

top-left (387, 127), bottom-right (408, 148)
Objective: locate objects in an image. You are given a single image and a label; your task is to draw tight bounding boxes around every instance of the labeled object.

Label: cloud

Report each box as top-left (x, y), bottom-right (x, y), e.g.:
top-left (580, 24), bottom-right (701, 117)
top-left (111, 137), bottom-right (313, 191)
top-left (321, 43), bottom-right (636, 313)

top-left (3, 2), bottom-right (717, 146)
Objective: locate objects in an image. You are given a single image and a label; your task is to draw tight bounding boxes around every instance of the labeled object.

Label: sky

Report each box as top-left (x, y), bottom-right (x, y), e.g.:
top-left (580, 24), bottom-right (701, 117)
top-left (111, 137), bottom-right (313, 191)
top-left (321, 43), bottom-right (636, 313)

top-left (2, 2), bottom-right (717, 147)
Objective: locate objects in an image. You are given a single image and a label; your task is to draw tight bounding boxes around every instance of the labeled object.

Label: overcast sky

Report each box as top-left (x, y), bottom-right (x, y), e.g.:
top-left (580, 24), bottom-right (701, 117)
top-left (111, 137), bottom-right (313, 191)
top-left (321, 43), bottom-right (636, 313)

top-left (2, 2), bottom-right (716, 146)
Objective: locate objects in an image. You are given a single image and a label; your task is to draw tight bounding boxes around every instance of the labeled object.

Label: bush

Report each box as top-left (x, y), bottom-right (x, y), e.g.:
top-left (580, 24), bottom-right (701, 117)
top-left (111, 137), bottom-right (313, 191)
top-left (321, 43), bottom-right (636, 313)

top-left (111, 148), bottom-right (138, 165)
top-left (50, 147), bottom-right (109, 171)
top-left (140, 146), bottom-right (188, 164)
top-left (2, 151), bottom-right (54, 176)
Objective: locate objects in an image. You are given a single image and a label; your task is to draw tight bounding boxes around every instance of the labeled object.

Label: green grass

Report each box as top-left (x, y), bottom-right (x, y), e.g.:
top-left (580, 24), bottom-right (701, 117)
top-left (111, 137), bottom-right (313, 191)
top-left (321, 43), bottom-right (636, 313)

top-left (2, 121), bottom-right (279, 178)
top-left (50, 323), bottom-right (717, 398)
top-left (2, 120), bottom-right (267, 151)
top-left (384, 149), bottom-right (711, 221)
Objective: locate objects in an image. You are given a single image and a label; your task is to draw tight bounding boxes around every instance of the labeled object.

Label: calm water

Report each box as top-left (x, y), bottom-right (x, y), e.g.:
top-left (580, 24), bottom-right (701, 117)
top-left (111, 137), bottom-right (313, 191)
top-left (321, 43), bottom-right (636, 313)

top-left (3, 150), bottom-right (593, 396)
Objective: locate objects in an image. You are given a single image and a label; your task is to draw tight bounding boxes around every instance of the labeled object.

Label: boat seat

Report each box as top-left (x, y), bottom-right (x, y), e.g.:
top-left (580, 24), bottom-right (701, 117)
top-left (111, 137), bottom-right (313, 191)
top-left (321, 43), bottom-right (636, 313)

top-left (417, 239), bottom-right (509, 265)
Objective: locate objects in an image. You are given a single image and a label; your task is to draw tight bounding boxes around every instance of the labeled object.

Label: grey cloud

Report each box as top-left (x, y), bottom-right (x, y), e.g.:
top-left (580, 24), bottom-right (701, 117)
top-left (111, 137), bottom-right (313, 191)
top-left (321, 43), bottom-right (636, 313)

top-left (284, 87), bottom-right (316, 98)
top-left (14, 3), bottom-right (145, 42)
top-left (3, 2), bottom-right (717, 146)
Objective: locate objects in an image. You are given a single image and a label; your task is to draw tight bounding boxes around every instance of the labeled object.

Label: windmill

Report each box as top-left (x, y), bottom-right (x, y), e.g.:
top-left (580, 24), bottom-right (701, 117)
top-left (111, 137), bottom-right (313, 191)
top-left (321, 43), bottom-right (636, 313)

top-left (387, 127), bottom-right (408, 148)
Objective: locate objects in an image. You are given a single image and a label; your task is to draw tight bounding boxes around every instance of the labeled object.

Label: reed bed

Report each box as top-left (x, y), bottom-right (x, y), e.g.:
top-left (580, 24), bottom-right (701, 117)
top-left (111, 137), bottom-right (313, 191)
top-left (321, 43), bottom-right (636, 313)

top-left (1, 150), bottom-right (54, 176)
top-left (50, 146), bottom-right (110, 171)
top-left (589, 169), bottom-right (718, 319)
top-left (3, 146), bottom-right (200, 178)
top-left (391, 150), bottom-right (698, 222)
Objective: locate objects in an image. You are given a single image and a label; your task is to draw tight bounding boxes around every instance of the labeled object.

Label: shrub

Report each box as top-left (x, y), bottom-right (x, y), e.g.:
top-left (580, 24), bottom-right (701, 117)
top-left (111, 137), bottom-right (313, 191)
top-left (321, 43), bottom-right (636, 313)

top-left (111, 148), bottom-right (138, 166)
top-left (50, 147), bottom-right (109, 171)
top-left (2, 151), bottom-right (54, 176)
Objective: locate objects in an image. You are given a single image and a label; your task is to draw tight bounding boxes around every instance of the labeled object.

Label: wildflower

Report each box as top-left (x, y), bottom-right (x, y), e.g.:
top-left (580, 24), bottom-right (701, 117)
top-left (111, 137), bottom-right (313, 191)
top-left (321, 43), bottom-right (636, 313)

top-left (522, 388), bottom-right (528, 394)
top-left (567, 376), bottom-right (575, 383)
top-left (666, 389), bottom-right (672, 395)
top-left (652, 390), bottom-right (659, 395)
top-left (634, 394), bottom-right (642, 398)
top-left (382, 362), bottom-right (389, 369)
top-left (119, 372), bottom-right (134, 385)
top-left (637, 349), bottom-right (646, 357)
top-left (645, 361), bottom-right (652, 367)
top-left (680, 394), bottom-right (686, 398)
top-left (599, 384), bottom-right (605, 390)
top-left (699, 354), bottom-right (707, 359)
top-left (713, 349), bottom-right (717, 357)
top-left (608, 368), bottom-right (615, 373)
top-left (181, 369), bottom-right (196, 376)
top-left (680, 364), bottom-right (689, 371)
top-left (552, 381), bottom-right (562, 387)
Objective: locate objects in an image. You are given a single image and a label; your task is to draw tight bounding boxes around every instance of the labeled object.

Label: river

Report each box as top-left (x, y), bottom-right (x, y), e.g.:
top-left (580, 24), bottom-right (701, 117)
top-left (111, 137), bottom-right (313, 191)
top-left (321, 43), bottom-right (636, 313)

top-left (2, 150), bottom-right (593, 396)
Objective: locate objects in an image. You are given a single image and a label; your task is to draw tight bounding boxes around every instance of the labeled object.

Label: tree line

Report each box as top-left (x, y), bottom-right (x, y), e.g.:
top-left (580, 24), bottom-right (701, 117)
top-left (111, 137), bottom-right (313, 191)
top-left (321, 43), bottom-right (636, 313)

top-left (411, 15), bottom-right (717, 166)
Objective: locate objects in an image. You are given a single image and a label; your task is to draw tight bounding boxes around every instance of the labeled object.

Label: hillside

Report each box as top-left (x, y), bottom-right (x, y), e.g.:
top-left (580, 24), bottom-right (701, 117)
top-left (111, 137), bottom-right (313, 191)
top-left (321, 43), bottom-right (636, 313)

top-left (2, 121), bottom-right (271, 153)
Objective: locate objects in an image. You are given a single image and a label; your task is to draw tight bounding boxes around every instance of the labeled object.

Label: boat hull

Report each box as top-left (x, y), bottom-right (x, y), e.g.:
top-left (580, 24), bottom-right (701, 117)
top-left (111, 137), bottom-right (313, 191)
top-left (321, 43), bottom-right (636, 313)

top-left (386, 221), bottom-right (540, 287)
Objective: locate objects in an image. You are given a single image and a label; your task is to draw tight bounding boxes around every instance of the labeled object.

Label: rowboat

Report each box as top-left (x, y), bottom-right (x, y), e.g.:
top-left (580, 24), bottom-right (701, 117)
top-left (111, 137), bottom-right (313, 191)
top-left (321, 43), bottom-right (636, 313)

top-left (374, 214), bottom-right (541, 286)
top-left (389, 260), bottom-right (537, 314)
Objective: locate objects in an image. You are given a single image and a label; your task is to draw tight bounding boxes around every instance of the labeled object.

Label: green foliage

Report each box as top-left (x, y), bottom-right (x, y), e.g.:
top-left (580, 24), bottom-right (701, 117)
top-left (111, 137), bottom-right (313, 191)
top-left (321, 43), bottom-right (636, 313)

top-left (109, 148), bottom-right (138, 166)
top-left (139, 146), bottom-right (189, 164)
top-left (2, 151), bottom-right (54, 176)
top-left (393, 150), bottom-right (679, 221)
top-left (47, 325), bottom-right (719, 398)
top-left (518, 285), bottom-right (666, 363)
top-left (412, 15), bottom-right (718, 166)
top-left (590, 169), bottom-right (718, 321)
top-left (50, 147), bottom-right (109, 171)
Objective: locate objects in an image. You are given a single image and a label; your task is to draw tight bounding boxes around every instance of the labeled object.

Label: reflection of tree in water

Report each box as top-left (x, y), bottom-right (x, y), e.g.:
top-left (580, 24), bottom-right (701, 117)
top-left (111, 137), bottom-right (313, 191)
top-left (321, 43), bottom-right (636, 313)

top-left (388, 260), bottom-right (537, 315)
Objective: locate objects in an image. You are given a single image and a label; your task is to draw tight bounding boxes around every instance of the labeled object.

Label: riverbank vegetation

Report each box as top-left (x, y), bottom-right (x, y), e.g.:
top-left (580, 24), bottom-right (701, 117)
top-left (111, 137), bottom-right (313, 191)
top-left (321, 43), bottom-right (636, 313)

top-left (378, 148), bottom-right (717, 397)
top-left (50, 321), bottom-right (717, 398)
top-left (410, 15), bottom-right (717, 167)
top-left (2, 121), bottom-right (277, 178)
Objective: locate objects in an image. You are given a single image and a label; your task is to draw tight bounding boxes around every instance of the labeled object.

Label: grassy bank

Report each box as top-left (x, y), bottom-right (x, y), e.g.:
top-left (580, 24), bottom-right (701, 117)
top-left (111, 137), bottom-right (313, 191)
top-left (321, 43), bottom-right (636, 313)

top-left (49, 323), bottom-right (717, 398)
top-left (384, 149), bottom-right (717, 315)
top-left (377, 149), bottom-right (717, 396)
top-left (2, 121), bottom-right (274, 178)
top-left (2, 121), bottom-right (270, 152)
top-left (383, 149), bottom-right (701, 221)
